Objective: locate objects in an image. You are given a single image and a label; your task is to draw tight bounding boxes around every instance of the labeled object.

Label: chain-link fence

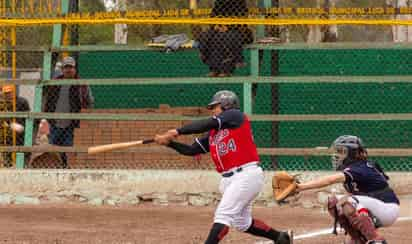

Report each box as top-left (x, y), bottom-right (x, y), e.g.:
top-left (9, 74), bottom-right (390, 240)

top-left (2, 0), bottom-right (412, 171)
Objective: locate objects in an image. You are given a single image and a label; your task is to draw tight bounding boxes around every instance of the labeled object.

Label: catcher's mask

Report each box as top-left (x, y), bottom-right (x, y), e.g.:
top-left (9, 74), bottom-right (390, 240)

top-left (207, 90), bottom-right (240, 110)
top-left (331, 135), bottom-right (365, 170)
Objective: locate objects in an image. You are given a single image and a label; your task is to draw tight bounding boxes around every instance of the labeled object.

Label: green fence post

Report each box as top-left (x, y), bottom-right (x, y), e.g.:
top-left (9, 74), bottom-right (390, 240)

top-left (244, 0), bottom-right (270, 115)
top-left (245, 0), bottom-right (271, 115)
top-left (15, 0), bottom-right (69, 168)
top-left (257, 0), bottom-right (273, 38)
top-left (243, 81), bottom-right (252, 114)
top-left (16, 52), bottom-right (51, 168)
top-left (52, 0), bottom-right (69, 47)
top-left (244, 49), bottom-right (259, 114)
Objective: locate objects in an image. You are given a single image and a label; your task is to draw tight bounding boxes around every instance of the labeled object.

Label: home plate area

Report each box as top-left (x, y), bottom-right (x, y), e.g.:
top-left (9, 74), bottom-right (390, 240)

top-left (0, 204), bottom-right (410, 244)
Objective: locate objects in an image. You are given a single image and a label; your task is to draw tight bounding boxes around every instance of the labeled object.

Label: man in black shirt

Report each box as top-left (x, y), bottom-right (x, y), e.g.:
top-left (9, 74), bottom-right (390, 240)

top-left (198, 0), bottom-right (253, 77)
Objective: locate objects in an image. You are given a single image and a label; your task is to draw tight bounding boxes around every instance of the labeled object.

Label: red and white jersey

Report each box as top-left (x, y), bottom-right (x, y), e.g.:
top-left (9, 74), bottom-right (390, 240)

top-left (208, 115), bottom-right (259, 173)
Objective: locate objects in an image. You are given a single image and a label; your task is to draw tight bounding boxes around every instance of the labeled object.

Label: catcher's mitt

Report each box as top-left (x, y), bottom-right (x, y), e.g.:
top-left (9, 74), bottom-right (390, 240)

top-left (272, 171), bottom-right (299, 203)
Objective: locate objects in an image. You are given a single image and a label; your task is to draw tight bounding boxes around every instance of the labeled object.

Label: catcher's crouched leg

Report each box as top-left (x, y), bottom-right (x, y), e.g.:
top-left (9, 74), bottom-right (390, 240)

top-left (328, 196), bottom-right (386, 244)
top-left (328, 196), bottom-right (363, 243)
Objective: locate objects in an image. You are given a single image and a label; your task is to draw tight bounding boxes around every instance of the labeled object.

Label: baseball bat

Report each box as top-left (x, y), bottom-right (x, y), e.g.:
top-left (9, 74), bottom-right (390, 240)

top-left (87, 139), bottom-right (155, 154)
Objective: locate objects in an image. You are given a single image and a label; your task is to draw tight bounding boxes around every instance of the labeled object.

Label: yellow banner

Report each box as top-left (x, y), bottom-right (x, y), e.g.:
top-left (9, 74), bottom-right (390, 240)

top-left (3, 7), bottom-right (412, 18)
top-left (2, 17), bottom-right (412, 27)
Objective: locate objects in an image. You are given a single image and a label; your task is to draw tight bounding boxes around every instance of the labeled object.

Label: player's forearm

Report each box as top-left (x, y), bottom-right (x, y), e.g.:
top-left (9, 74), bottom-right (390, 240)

top-left (299, 179), bottom-right (332, 191)
top-left (167, 141), bottom-right (205, 156)
top-left (177, 118), bottom-right (218, 135)
top-left (298, 174), bottom-right (345, 192)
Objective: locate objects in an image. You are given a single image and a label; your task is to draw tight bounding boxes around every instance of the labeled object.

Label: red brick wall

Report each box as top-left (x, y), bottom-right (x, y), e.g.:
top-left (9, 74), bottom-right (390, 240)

top-left (69, 105), bottom-right (214, 169)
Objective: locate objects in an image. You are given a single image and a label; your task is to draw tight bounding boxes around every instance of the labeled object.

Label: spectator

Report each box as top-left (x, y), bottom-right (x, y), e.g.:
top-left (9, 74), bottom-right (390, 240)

top-left (53, 61), bottom-right (63, 78)
top-left (14, 96), bottom-right (30, 146)
top-left (42, 56), bottom-right (94, 168)
top-left (28, 119), bottom-right (66, 169)
top-left (199, 25), bottom-right (244, 77)
top-left (2, 91), bottom-right (31, 145)
top-left (211, 0), bottom-right (248, 18)
top-left (0, 90), bottom-right (30, 167)
top-left (198, 0), bottom-right (253, 77)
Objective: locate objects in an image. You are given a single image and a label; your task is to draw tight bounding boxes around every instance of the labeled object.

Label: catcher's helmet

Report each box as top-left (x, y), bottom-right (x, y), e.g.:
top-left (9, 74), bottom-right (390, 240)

top-left (207, 90), bottom-right (240, 110)
top-left (331, 135), bottom-right (365, 170)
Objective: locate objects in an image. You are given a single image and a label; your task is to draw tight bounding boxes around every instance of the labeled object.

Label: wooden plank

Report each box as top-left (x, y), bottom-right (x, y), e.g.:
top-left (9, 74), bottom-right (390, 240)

top-left (2, 146), bottom-right (412, 157)
top-left (2, 112), bottom-right (412, 121)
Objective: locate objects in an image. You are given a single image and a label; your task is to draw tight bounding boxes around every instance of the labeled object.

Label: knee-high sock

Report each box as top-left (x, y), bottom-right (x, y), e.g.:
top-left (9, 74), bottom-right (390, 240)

top-left (245, 219), bottom-right (281, 240)
top-left (204, 223), bottom-right (229, 244)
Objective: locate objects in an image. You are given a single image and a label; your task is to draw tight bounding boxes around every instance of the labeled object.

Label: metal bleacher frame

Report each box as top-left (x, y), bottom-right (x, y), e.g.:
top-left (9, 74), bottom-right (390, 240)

top-left (3, 42), bottom-right (412, 168)
top-left (3, 0), bottom-right (412, 168)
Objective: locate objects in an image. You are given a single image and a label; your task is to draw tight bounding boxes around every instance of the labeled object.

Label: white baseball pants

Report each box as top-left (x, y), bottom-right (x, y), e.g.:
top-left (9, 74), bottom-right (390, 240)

top-left (214, 164), bottom-right (264, 232)
top-left (338, 195), bottom-right (400, 227)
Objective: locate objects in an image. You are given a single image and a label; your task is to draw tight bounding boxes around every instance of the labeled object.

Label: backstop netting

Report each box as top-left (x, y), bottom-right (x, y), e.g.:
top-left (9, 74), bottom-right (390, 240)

top-left (1, 0), bottom-right (412, 171)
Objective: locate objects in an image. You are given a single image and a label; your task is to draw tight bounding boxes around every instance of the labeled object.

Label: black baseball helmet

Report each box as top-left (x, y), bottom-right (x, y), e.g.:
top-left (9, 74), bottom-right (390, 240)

top-left (331, 135), bottom-right (366, 170)
top-left (207, 90), bottom-right (240, 110)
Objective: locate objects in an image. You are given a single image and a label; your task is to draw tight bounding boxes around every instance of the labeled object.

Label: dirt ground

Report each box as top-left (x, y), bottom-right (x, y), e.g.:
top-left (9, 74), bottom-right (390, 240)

top-left (0, 203), bottom-right (410, 244)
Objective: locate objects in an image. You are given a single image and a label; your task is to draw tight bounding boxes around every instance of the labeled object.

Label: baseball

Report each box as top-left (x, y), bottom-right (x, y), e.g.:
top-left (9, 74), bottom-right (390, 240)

top-left (10, 122), bottom-right (24, 133)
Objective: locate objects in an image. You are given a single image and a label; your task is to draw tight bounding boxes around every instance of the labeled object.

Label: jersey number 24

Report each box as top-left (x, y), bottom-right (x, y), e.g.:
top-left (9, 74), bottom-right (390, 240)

top-left (218, 139), bottom-right (237, 156)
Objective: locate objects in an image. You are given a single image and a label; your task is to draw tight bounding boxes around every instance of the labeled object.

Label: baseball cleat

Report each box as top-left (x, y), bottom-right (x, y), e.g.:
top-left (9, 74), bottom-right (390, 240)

top-left (275, 229), bottom-right (293, 244)
top-left (367, 240), bottom-right (387, 244)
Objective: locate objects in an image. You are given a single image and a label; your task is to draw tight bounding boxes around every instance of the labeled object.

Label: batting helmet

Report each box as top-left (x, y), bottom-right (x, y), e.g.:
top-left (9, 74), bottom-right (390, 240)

top-left (331, 135), bottom-right (366, 170)
top-left (207, 90), bottom-right (240, 110)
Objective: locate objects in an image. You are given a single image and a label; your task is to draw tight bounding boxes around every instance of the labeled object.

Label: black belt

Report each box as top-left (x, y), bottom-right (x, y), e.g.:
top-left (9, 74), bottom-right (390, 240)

top-left (222, 167), bottom-right (243, 178)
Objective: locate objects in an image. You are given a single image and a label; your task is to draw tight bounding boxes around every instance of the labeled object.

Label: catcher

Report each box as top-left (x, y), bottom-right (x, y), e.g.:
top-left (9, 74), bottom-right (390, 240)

top-left (155, 90), bottom-right (292, 244)
top-left (275, 135), bottom-right (399, 244)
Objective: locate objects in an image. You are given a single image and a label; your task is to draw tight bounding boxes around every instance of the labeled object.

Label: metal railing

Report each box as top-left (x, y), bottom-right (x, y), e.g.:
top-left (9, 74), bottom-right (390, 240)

top-left (2, 42), bottom-right (412, 168)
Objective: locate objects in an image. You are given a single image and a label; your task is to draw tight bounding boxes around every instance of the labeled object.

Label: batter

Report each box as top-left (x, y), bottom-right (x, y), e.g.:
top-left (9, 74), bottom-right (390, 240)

top-left (155, 90), bottom-right (292, 244)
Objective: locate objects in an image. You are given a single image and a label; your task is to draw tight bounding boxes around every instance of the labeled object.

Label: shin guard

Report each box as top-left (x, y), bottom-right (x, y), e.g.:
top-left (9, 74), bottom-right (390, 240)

top-left (341, 200), bottom-right (385, 243)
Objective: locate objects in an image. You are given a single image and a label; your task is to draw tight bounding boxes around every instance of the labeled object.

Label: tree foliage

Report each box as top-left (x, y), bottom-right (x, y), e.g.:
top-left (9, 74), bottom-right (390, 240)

top-left (79, 0), bottom-right (114, 44)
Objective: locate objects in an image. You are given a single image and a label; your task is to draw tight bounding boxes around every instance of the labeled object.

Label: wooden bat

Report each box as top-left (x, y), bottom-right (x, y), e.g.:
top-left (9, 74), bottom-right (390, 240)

top-left (87, 139), bottom-right (155, 154)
